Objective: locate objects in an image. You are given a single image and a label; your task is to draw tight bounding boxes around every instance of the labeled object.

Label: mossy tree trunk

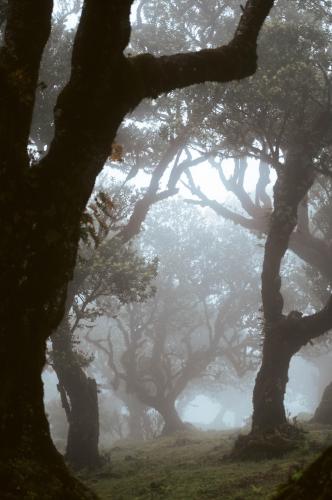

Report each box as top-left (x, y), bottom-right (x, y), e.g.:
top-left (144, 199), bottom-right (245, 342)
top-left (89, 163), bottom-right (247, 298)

top-left (251, 316), bottom-right (310, 432)
top-left (250, 116), bottom-right (332, 437)
top-left (52, 320), bottom-right (100, 470)
top-left (252, 329), bottom-right (294, 431)
top-left (0, 254), bottom-right (98, 498)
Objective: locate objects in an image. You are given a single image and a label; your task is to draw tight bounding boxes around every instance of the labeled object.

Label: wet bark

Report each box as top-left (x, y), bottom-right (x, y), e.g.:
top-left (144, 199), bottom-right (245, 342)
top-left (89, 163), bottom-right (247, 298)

top-left (0, 312), bottom-right (97, 499)
top-left (52, 321), bottom-right (100, 470)
top-left (249, 110), bottom-right (332, 436)
top-left (252, 322), bottom-right (297, 431)
top-left (312, 381), bottom-right (332, 425)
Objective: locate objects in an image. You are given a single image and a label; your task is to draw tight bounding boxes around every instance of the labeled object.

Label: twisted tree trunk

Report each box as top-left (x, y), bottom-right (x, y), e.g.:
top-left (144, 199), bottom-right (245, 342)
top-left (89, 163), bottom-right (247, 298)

top-left (250, 112), bottom-right (332, 437)
top-left (0, 278), bottom-right (97, 499)
top-left (157, 400), bottom-right (187, 435)
top-left (52, 320), bottom-right (100, 470)
top-left (251, 318), bottom-right (305, 431)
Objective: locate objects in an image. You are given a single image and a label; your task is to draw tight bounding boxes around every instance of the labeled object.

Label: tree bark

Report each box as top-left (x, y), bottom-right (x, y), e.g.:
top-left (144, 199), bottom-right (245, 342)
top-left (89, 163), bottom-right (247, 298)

top-left (52, 321), bottom-right (100, 470)
top-left (125, 396), bottom-right (147, 441)
top-left (252, 321), bottom-right (297, 431)
top-left (312, 381), bottom-right (332, 425)
top-left (249, 109), bottom-right (332, 436)
top-left (0, 317), bottom-right (97, 499)
top-left (157, 400), bottom-right (187, 435)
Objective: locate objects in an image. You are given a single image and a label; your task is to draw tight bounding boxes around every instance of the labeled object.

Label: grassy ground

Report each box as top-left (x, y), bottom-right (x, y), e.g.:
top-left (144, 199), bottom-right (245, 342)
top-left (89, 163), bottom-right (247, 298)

top-left (80, 424), bottom-right (332, 500)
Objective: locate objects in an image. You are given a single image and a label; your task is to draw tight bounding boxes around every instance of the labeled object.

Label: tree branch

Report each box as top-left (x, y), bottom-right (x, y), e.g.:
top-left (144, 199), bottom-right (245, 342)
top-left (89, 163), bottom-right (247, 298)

top-left (130, 0), bottom-right (275, 99)
top-left (298, 295), bottom-right (332, 345)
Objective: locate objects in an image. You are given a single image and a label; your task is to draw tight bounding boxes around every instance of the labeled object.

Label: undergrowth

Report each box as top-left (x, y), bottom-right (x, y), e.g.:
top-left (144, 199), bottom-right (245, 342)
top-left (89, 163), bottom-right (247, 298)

top-left (80, 424), bottom-right (332, 500)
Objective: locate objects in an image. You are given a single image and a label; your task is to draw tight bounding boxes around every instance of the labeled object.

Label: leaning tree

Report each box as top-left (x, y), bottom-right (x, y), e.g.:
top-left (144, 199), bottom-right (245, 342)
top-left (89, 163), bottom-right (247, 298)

top-left (0, 0), bottom-right (274, 497)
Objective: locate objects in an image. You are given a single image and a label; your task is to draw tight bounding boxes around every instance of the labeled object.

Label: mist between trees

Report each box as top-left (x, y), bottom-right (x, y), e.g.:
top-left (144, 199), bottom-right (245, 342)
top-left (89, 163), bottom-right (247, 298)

top-left (1, 0), bottom-right (332, 499)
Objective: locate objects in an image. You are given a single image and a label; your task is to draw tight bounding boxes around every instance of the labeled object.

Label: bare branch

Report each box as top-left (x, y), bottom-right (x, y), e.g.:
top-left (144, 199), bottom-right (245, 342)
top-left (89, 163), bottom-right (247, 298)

top-left (299, 295), bottom-right (332, 345)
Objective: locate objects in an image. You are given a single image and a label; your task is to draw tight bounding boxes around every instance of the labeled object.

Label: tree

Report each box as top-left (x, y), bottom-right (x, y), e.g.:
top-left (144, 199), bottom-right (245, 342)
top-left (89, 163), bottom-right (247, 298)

top-left (128, 0), bottom-right (332, 454)
top-left (178, 6), bottom-right (332, 436)
top-left (51, 188), bottom-right (156, 469)
top-left (0, 1), bottom-right (274, 497)
top-left (85, 201), bottom-right (261, 434)
top-left (302, 175), bottom-right (332, 424)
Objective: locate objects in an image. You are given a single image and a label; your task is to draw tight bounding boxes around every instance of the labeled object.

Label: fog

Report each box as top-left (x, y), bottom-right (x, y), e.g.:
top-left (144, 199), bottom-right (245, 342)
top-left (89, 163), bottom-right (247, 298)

top-left (2, 0), bottom-right (332, 498)
top-left (42, 0), bottom-right (332, 474)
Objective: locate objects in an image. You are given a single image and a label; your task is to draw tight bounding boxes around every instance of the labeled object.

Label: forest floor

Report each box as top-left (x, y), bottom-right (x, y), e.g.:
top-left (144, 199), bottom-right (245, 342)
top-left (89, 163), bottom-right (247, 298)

top-left (79, 423), bottom-right (332, 500)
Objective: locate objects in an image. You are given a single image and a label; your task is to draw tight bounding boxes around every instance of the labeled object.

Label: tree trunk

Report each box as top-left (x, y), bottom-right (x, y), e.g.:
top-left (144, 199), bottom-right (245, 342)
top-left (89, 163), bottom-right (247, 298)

top-left (252, 323), bottom-right (295, 432)
top-left (0, 320), bottom-right (97, 499)
top-left (276, 445), bottom-right (332, 499)
top-left (65, 377), bottom-right (100, 469)
top-left (251, 307), bottom-right (332, 436)
top-left (125, 395), bottom-right (146, 441)
top-left (52, 321), bottom-right (100, 470)
top-left (158, 400), bottom-right (187, 435)
top-left (312, 381), bottom-right (332, 425)
top-left (230, 320), bottom-right (308, 459)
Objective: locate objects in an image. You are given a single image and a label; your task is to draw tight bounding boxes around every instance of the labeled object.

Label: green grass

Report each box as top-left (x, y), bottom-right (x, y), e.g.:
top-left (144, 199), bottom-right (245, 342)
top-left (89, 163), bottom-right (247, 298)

top-left (80, 424), bottom-right (332, 500)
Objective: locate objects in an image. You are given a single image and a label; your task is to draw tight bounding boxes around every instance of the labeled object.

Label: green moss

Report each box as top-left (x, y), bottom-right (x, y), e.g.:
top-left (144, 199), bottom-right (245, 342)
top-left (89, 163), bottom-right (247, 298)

top-left (80, 425), bottom-right (332, 500)
top-left (230, 424), bottom-right (306, 461)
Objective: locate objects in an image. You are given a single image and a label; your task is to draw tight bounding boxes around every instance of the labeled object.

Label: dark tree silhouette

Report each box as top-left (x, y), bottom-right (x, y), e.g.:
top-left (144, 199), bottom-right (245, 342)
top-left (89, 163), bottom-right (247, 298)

top-left (251, 110), bottom-right (332, 434)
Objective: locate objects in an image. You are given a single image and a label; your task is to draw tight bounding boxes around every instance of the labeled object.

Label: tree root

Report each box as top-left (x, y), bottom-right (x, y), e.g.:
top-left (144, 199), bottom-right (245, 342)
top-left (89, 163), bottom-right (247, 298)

top-left (227, 424), bottom-right (305, 461)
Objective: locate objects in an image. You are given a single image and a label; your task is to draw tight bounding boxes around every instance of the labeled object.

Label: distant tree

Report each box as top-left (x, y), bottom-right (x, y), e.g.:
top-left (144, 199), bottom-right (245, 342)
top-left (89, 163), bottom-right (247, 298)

top-left (115, 3), bottom-right (332, 437)
top-left (86, 201), bottom-right (260, 434)
top-left (176, 6), bottom-right (332, 436)
top-left (51, 188), bottom-right (156, 469)
top-left (303, 176), bottom-right (332, 424)
top-left (183, 12), bottom-right (332, 279)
